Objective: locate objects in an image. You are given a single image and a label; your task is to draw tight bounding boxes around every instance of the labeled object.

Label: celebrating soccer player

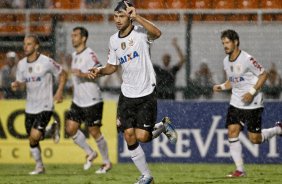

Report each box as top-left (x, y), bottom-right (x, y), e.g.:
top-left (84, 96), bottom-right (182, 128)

top-left (11, 34), bottom-right (67, 175)
top-left (88, 1), bottom-right (178, 183)
top-left (213, 29), bottom-right (282, 177)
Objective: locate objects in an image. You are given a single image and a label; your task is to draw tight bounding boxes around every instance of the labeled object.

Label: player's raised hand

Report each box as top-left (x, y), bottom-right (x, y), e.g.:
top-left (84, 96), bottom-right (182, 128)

top-left (123, 1), bottom-right (136, 20)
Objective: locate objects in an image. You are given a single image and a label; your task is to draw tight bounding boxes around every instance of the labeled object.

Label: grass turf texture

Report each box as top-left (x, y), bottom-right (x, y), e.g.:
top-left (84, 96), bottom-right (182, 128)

top-left (0, 163), bottom-right (281, 184)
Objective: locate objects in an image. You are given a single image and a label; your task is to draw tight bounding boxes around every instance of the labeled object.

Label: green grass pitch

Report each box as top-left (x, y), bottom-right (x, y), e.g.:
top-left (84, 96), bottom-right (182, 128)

top-left (0, 163), bottom-right (281, 184)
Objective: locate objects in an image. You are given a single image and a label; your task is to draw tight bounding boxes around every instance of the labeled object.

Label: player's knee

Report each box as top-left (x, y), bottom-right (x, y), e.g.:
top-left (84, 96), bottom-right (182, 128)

top-left (29, 136), bottom-right (39, 145)
top-left (249, 138), bottom-right (260, 144)
top-left (65, 125), bottom-right (76, 136)
top-left (136, 134), bottom-right (151, 143)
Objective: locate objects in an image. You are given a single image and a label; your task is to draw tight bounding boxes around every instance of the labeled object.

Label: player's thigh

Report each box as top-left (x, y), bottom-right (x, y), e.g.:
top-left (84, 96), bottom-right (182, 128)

top-left (83, 102), bottom-right (103, 127)
top-left (226, 105), bottom-right (245, 133)
top-left (66, 102), bottom-right (83, 124)
top-left (25, 111), bottom-right (52, 136)
top-left (136, 92), bottom-right (157, 132)
top-left (245, 108), bottom-right (264, 133)
top-left (117, 94), bottom-right (137, 131)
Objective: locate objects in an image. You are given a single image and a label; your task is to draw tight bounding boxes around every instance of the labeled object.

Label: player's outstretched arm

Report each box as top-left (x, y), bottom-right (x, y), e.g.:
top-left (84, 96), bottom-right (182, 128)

top-left (213, 80), bottom-right (231, 92)
top-left (88, 63), bottom-right (118, 79)
top-left (123, 1), bottom-right (161, 40)
top-left (54, 69), bottom-right (67, 103)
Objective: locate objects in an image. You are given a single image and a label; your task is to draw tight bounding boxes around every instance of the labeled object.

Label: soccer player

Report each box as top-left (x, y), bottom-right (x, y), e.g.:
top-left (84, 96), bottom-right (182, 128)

top-left (65, 27), bottom-right (112, 173)
top-left (213, 29), bottom-right (282, 177)
top-left (11, 34), bottom-right (67, 175)
top-left (88, 1), bottom-right (178, 183)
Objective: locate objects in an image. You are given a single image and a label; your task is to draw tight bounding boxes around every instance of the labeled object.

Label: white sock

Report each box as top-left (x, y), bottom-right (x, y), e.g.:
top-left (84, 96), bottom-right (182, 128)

top-left (152, 122), bottom-right (165, 139)
top-left (96, 135), bottom-right (110, 164)
top-left (261, 126), bottom-right (281, 142)
top-left (129, 144), bottom-right (151, 177)
top-left (30, 146), bottom-right (43, 168)
top-left (229, 138), bottom-right (244, 172)
top-left (72, 130), bottom-right (93, 155)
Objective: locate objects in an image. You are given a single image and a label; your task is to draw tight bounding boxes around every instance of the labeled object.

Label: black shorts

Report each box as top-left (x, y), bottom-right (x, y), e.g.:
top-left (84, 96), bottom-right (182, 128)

top-left (25, 111), bottom-right (53, 135)
top-left (226, 105), bottom-right (264, 133)
top-left (117, 91), bottom-right (157, 132)
top-left (66, 102), bottom-right (103, 127)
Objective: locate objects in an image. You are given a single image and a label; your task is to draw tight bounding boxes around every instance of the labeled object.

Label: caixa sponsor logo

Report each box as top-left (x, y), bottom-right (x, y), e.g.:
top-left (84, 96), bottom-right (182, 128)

top-left (118, 116), bottom-right (280, 163)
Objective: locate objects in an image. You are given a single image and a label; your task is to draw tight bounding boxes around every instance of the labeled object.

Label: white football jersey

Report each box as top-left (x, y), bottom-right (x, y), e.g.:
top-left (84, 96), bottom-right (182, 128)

top-left (223, 50), bottom-right (265, 109)
top-left (16, 54), bottom-right (62, 114)
top-left (71, 47), bottom-right (102, 107)
top-left (107, 25), bottom-right (156, 98)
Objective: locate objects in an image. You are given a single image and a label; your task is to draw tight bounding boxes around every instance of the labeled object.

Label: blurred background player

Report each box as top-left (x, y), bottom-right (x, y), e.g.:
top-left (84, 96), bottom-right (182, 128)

top-left (193, 61), bottom-right (214, 99)
top-left (65, 27), bottom-right (111, 173)
top-left (0, 51), bottom-right (22, 99)
top-left (263, 62), bottom-right (282, 99)
top-left (213, 29), bottom-right (282, 177)
top-left (11, 34), bottom-right (67, 175)
top-left (154, 37), bottom-right (185, 100)
top-left (88, 1), bottom-right (177, 183)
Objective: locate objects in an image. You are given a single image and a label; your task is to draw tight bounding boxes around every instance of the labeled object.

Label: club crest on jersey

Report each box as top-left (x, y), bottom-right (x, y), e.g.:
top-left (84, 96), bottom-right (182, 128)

top-left (118, 51), bottom-right (139, 65)
top-left (28, 67), bottom-right (33, 73)
top-left (121, 42), bottom-right (126, 50)
top-left (35, 64), bottom-right (42, 73)
top-left (234, 64), bottom-right (242, 74)
top-left (128, 38), bottom-right (134, 46)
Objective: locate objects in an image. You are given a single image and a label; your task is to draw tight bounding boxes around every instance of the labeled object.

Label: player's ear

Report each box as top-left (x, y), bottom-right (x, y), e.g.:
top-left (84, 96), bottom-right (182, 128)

top-left (82, 36), bottom-right (87, 43)
top-left (234, 40), bottom-right (239, 47)
top-left (35, 44), bottom-right (39, 50)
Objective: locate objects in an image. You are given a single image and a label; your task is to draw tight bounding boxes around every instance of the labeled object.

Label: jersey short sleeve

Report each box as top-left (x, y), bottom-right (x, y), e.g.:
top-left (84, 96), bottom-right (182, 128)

top-left (48, 59), bottom-right (62, 77)
top-left (83, 50), bottom-right (101, 73)
top-left (107, 39), bottom-right (118, 65)
top-left (247, 57), bottom-right (264, 77)
top-left (16, 62), bottom-right (25, 82)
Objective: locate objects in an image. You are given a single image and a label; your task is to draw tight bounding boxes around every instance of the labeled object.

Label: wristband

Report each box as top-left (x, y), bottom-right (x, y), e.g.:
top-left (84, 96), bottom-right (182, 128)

top-left (220, 83), bottom-right (226, 90)
top-left (249, 87), bottom-right (256, 95)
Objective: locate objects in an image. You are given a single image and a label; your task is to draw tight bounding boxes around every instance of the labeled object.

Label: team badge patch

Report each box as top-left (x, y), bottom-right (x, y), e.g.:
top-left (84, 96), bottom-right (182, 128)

top-left (234, 64), bottom-right (242, 74)
top-left (128, 38), bottom-right (134, 46)
top-left (28, 67), bottom-right (33, 73)
top-left (35, 64), bottom-right (42, 73)
top-left (121, 42), bottom-right (126, 50)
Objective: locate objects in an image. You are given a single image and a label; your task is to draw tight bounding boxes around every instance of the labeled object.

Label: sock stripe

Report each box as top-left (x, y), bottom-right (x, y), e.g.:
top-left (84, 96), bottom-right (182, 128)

top-left (128, 142), bottom-right (139, 150)
top-left (229, 137), bottom-right (239, 143)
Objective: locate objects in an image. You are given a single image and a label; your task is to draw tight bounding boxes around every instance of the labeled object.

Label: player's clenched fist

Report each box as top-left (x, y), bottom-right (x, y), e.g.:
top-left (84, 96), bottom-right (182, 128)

top-left (11, 81), bottom-right (23, 91)
top-left (88, 67), bottom-right (101, 79)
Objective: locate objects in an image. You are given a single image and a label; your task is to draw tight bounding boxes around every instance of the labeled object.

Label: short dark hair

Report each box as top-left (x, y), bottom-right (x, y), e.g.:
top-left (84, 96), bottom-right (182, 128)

top-left (73, 26), bottom-right (88, 42)
top-left (221, 29), bottom-right (240, 46)
top-left (114, 0), bottom-right (133, 12)
top-left (25, 34), bottom-right (40, 45)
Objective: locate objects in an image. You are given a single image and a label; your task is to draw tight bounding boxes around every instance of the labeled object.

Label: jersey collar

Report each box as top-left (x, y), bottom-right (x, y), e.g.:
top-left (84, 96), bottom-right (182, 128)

top-left (118, 25), bottom-right (134, 38)
top-left (229, 50), bottom-right (241, 62)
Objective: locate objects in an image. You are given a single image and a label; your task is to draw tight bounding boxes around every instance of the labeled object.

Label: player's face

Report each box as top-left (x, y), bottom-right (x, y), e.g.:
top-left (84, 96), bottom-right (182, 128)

top-left (23, 37), bottom-right (38, 57)
top-left (221, 37), bottom-right (236, 55)
top-left (114, 11), bottom-right (131, 30)
top-left (71, 30), bottom-right (84, 48)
